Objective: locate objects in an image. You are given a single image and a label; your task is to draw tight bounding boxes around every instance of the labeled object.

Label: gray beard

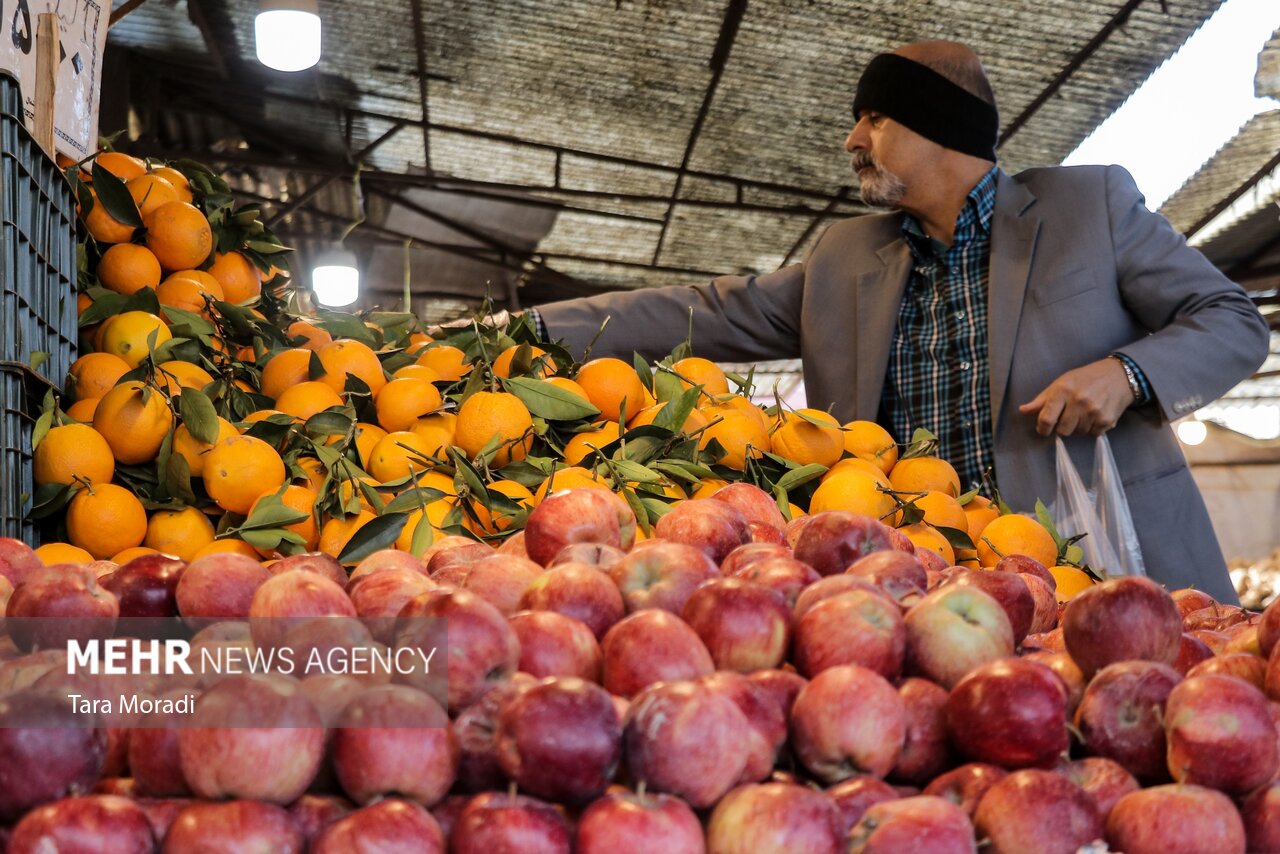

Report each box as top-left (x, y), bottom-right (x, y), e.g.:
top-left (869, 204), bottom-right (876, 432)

top-left (857, 166), bottom-right (907, 208)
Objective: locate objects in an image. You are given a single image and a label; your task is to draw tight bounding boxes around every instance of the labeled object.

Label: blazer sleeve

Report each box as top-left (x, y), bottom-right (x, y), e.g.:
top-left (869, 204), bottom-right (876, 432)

top-left (534, 263), bottom-right (805, 363)
top-left (1107, 165), bottom-right (1270, 422)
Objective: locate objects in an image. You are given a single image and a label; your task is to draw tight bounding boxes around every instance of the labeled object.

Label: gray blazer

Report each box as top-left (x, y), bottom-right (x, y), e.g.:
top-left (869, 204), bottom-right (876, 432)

top-left (538, 166), bottom-right (1270, 601)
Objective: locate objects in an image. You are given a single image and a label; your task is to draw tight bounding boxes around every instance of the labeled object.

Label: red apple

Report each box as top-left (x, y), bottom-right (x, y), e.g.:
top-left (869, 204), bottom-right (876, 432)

top-left (623, 680), bottom-right (752, 808)
top-left (510, 610), bottom-right (603, 681)
top-left (1074, 660), bottom-right (1180, 783)
top-left (348, 550), bottom-right (426, 588)
top-left (6, 563), bottom-right (119, 651)
top-left (846, 550), bottom-right (929, 607)
top-left (100, 553), bottom-right (185, 619)
top-left (0, 690), bottom-right (107, 820)
top-left (1165, 672), bottom-right (1279, 793)
top-left (904, 585), bottom-right (1014, 689)
top-left (396, 587), bottom-right (519, 712)
top-left (524, 487), bottom-right (637, 567)
top-left (162, 800), bottom-right (304, 853)
top-left (1058, 757), bottom-right (1139, 822)
top-left (707, 782), bottom-right (842, 854)
top-left (712, 481), bottom-right (787, 530)
top-left (1172, 588), bottom-right (1217, 619)
top-left (331, 683), bottom-right (456, 806)
top-left (135, 798), bottom-right (192, 842)
top-left (129, 689), bottom-right (197, 797)
top-left (1188, 651), bottom-right (1265, 690)
top-left (549, 541), bottom-right (627, 568)
top-left (1171, 632), bottom-right (1215, 675)
top-left (272, 551), bottom-right (351, 588)
top-left (793, 574), bottom-right (885, 618)
top-left (452, 674), bottom-right (538, 792)
top-left (434, 553), bottom-right (544, 615)
top-left (847, 795), bottom-right (975, 854)
top-left (312, 799), bottom-right (444, 854)
top-left (426, 541), bottom-right (495, 576)
top-left (175, 552), bottom-right (272, 625)
top-left (1107, 784), bottom-right (1245, 854)
top-left (451, 792), bottom-right (572, 853)
top-left (828, 776), bottom-right (899, 836)
top-left (1020, 650), bottom-right (1085, 719)
top-left (992, 554), bottom-right (1056, 591)
top-left (8, 795), bottom-right (153, 854)
top-left (944, 568), bottom-right (1035, 645)
top-left (519, 560), bottom-right (626, 639)
top-left (748, 668), bottom-right (808, 719)
top-left (347, 566), bottom-right (435, 642)
top-left (720, 542), bottom-right (792, 576)
top-left (495, 676), bottom-right (621, 803)
top-left (1023, 574), bottom-right (1059, 633)
top-left (795, 589), bottom-right (904, 679)
top-left (891, 677), bottom-right (954, 784)
top-left (609, 541), bottom-right (719, 614)
top-left (698, 671), bottom-right (787, 783)
top-left (654, 498), bottom-right (752, 565)
top-left (430, 794), bottom-right (470, 845)
top-left (945, 658), bottom-right (1068, 769)
top-left (178, 674), bottom-right (325, 803)
top-left (576, 789), bottom-right (703, 854)
top-left (733, 555), bottom-right (821, 607)
top-left (791, 664), bottom-right (905, 783)
top-left (1259, 596), bottom-right (1280, 658)
top-left (248, 568), bottom-right (356, 650)
top-left (1241, 781), bottom-right (1280, 854)
top-left (922, 763), bottom-right (1008, 817)
top-left (973, 769), bottom-right (1102, 854)
top-left (1062, 576), bottom-right (1182, 677)
top-left (288, 794), bottom-right (354, 845)
top-left (682, 577), bottom-right (792, 672)
top-left (785, 514), bottom-right (813, 548)
top-left (0, 538), bottom-right (41, 586)
top-left (793, 511), bottom-right (894, 576)
top-left (1189, 628), bottom-right (1231, 653)
top-left (601, 610), bottom-right (714, 698)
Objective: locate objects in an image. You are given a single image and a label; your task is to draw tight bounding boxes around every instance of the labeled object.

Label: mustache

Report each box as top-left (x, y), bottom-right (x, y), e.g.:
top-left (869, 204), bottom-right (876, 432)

top-left (851, 151), bottom-right (880, 172)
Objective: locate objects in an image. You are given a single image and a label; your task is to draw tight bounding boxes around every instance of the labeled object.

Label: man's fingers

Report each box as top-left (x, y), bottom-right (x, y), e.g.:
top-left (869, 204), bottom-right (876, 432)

top-left (1035, 394), bottom-right (1065, 436)
top-left (1056, 406), bottom-right (1082, 436)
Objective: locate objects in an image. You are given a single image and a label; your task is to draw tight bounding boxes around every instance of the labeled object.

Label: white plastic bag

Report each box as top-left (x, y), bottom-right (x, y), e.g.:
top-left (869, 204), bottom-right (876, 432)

top-left (1052, 436), bottom-right (1146, 578)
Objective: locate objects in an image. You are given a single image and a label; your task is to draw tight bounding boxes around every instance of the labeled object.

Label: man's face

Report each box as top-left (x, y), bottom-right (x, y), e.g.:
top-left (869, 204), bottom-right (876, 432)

top-left (844, 112), bottom-right (935, 208)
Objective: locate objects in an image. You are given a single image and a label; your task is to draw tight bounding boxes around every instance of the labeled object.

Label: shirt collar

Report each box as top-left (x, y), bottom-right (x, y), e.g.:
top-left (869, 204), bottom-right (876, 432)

top-left (901, 165), bottom-right (1000, 259)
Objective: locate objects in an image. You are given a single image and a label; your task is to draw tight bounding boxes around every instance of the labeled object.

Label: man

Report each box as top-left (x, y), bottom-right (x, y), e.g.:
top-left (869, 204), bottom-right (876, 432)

top-left (521, 41), bottom-right (1269, 601)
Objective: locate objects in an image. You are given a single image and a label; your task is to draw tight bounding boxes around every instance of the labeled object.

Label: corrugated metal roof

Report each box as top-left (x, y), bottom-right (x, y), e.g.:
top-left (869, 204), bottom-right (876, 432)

top-left (1160, 110), bottom-right (1280, 236)
top-left (107, 0), bottom-right (1225, 305)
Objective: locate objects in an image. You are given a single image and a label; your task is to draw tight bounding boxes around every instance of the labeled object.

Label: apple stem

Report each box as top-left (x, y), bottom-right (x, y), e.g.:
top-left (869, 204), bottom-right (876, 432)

top-left (635, 780), bottom-right (647, 801)
top-left (508, 781), bottom-right (518, 799)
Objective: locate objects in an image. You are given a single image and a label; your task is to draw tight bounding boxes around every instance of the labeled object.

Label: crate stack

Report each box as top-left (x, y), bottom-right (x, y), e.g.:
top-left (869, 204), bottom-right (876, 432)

top-left (0, 72), bottom-right (78, 542)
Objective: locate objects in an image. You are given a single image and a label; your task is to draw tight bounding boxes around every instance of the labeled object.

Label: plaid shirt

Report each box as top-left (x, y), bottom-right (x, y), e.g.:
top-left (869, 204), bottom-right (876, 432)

top-left (880, 166), bottom-right (999, 492)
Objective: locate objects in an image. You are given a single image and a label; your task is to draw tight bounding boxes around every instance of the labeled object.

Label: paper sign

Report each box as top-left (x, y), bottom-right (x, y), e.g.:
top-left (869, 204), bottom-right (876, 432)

top-left (0, 0), bottom-right (108, 159)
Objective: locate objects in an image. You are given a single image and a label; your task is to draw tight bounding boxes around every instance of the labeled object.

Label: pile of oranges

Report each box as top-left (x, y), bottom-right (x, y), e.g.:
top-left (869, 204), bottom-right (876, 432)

top-left (29, 150), bottom-right (1094, 600)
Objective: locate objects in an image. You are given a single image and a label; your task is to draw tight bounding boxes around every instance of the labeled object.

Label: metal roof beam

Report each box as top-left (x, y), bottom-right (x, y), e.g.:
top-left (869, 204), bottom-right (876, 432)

top-left (998, 0), bottom-right (1149, 148)
top-left (651, 0), bottom-right (748, 265)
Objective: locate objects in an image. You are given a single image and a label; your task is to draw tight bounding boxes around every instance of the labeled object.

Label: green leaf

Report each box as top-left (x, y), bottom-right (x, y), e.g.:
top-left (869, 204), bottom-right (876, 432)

top-left (164, 452), bottom-right (197, 506)
top-left (502, 377), bottom-right (600, 421)
top-left (241, 501), bottom-right (309, 531)
top-left (957, 487), bottom-right (980, 506)
top-left (653, 370), bottom-right (685, 403)
top-left (179, 388), bottom-right (220, 445)
top-left (607, 459), bottom-right (662, 484)
top-left (1034, 499), bottom-right (1066, 549)
top-left (450, 448), bottom-right (489, 499)
top-left (240, 528), bottom-right (306, 550)
top-left (774, 463), bottom-right (829, 493)
top-left (632, 353), bottom-right (654, 393)
top-left (28, 351), bottom-right (49, 374)
top-left (121, 286), bottom-right (162, 317)
top-left (409, 511), bottom-right (435, 556)
top-left (316, 311), bottom-right (376, 345)
top-left (78, 291), bottom-right (127, 326)
top-left (305, 410), bottom-right (355, 438)
top-left (638, 496), bottom-right (675, 521)
top-left (162, 307), bottom-right (217, 338)
top-left (1066, 544), bottom-right (1085, 566)
top-left (338, 512), bottom-right (410, 564)
top-left (31, 408), bottom-right (54, 450)
top-left (652, 387), bottom-right (699, 433)
top-left (90, 161), bottom-right (143, 228)
top-left (383, 487), bottom-right (447, 514)
top-left (245, 239), bottom-right (291, 255)
top-left (308, 350), bottom-right (327, 381)
top-left (936, 525), bottom-right (976, 552)
top-left (620, 488), bottom-right (650, 537)
top-left (28, 482), bottom-right (76, 520)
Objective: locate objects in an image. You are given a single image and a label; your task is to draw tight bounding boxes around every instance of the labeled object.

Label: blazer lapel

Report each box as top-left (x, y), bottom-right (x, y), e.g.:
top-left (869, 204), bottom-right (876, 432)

top-left (988, 170), bottom-right (1041, 433)
top-left (854, 236), bottom-right (913, 416)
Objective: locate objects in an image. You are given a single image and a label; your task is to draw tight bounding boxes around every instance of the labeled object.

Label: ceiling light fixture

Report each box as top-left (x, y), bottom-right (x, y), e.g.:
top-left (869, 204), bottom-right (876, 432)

top-left (255, 0), bottom-right (322, 72)
top-left (311, 247), bottom-right (359, 307)
top-left (1177, 418), bottom-right (1208, 446)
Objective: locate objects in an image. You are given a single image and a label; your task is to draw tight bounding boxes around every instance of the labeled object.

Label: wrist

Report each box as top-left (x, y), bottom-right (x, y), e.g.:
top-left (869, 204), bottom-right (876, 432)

top-left (1108, 354), bottom-right (1142, 404)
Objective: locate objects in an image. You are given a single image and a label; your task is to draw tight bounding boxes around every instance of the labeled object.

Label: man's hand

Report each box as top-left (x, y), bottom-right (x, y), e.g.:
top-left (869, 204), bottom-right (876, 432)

top-left (426, 309), bottom-right (512, 338)
top-left (1018, 358), bottom-right (1136, 437)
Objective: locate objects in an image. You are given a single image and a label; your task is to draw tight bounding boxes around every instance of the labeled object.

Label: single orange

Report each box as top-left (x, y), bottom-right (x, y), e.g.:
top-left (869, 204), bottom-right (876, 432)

top-left (207, 251), bottom-right (262, 304)
top-left (68, 352), bottom-right (131, 401)
top-left (375, 378), bottom-right (443, 433)
top-left (575, 358), bottom-right (647, 423)
top-left (92, 381), bottom-right (174, 465)
top-left (416, 345), bottom-right (471, 382)
top-left (319, 339), bottom-right (387, 395)
top-left (454, 391), bottom-right (534, 468)
top-left (202, 435), bottom-right (288, 515)
top-left (144, 506), bottom-right (216, 562)
top-left (144, 201), bottom-right (213, 271)
top-left (97, 244), bottom-right (162, 295)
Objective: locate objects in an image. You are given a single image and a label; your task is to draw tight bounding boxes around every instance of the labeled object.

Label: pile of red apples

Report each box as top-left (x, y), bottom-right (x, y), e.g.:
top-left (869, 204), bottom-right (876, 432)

top-left (0, 482), bottom-right (1276, 854)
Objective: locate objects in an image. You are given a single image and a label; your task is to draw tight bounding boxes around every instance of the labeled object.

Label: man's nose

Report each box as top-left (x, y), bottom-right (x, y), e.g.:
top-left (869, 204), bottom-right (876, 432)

top-left (844, 118), bottom-right (869, 152)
